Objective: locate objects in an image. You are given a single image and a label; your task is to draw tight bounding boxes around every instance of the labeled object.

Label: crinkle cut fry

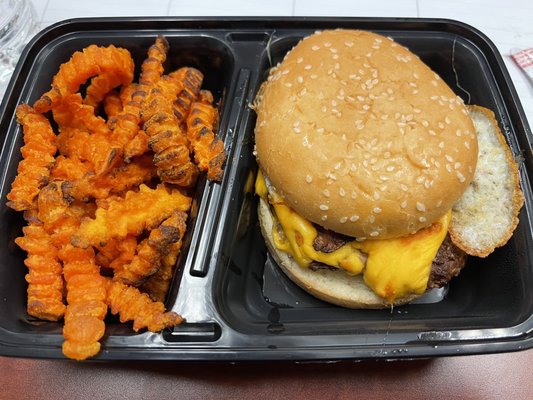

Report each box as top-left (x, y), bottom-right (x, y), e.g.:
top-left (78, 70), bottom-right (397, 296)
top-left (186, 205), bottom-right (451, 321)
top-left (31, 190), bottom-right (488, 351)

top-left (64, 154), bottom-right (157, 201)
top-left (6, 104), bottom-right (57, 211)
top-left (168, 67), bottom-right (204, 124)
top-left (59, 244), bottom-right (107, 361)
top-left (71, 184), bottom-right (191, 249)
top-left (186, 91), bottom-right (226, 181)
top-left (52, 93), bottom-right (119, 175)
top-left (112, 37), bottom-right (170, 161)
top-left (95, 235), bottom-right (137, 271)
top-left (139, 35), bottom-right (169, 86)
top-left (140, 240), bottom-right (182, 303)
top-left (103, 90), bottom-right (123, 118)
top-left (142, 84), bottom-right (199, 187)
top-left (15, 224), bottom-right (66, 321)
top-left (114, 210), bottom-right (188, 286)
top-left (105, 278), bottom-right (183, 332)
top-left (34, 44), bottom-right (134, 113)
top-left (32, 182), bottom-right (105, 360)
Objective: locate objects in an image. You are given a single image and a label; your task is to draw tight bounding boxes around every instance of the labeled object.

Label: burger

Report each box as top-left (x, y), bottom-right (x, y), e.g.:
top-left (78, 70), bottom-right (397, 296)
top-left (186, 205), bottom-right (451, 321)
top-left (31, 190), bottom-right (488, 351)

top-left (252, 29), bottom-right (523, 308)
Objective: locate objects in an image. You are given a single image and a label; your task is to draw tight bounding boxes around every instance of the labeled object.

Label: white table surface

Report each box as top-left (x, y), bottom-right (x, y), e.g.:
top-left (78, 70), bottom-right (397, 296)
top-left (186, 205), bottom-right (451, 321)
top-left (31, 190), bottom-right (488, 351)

top-left (30, 0), bottom-right (533, 130)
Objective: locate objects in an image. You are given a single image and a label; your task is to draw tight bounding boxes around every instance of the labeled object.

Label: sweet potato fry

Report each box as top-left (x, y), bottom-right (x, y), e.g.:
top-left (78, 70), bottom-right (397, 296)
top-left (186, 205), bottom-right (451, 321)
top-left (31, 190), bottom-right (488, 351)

top-left (71, 184), bottom-right (191, 248)
top-left (59, 244), bottom-right (107, 361)
top-left (140, 239), bottom-right (182, 302)
top-left (142, 87), bottom-right (199, 187)
top-left (105, 278), bottom-right (183, 332)
top-left (52, 93), bottom-right (119, 175)
top-left (15, 224), bottom-right (65, 321)
top-left (34, 44), bottom-right (134, 113)
top-left (168, 67), bottom-right (204, 123)
top-left (186, 91), bottom-right (226, 181)
top-left (64, 154), bottom-right (157, 201)
top-left (95, 235), bottom-right (138, 271)
top-left (103, 90), bottom-right (123, 118)
top-left (6, 104), bottom-right (57, 211)
top-left (139, 36), bottom-right (169, 86)
top-left (114, 210), bottom-right (188, 285)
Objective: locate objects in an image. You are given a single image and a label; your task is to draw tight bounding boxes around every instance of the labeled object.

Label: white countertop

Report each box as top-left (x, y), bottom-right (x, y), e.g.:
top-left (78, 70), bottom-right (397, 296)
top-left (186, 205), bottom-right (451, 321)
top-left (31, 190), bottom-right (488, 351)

top-left (28, 0), bottom-right (533, 129)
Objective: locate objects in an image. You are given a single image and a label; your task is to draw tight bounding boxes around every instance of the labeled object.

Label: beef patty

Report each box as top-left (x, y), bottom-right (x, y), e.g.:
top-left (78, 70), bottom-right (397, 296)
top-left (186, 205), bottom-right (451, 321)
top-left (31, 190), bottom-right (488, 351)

top-left (311, 225), bottom-right (467, 289)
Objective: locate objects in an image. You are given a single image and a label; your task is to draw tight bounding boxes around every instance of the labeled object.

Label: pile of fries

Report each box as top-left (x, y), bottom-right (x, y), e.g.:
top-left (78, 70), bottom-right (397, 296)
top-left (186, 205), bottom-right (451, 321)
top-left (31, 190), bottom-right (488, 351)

top-left (6, 36), bottom-right (226, 360)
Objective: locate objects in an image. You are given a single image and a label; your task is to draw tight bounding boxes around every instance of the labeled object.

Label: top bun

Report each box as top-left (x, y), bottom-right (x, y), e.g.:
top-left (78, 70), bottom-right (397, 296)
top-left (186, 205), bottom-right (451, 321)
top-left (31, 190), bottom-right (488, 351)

top-left (254, 29), bottom-right (478, 239)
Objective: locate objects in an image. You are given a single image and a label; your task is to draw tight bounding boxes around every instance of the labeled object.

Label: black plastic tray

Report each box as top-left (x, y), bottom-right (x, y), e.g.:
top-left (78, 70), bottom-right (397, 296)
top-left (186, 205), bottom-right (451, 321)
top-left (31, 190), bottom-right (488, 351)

top-left (1, 17), bottom-right (532, 361)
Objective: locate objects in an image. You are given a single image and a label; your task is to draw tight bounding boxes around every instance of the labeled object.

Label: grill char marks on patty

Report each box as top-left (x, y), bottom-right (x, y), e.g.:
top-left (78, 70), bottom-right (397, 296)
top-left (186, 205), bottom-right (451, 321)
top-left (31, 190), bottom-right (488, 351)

top-left (310, 227), bottom-right (467, 288)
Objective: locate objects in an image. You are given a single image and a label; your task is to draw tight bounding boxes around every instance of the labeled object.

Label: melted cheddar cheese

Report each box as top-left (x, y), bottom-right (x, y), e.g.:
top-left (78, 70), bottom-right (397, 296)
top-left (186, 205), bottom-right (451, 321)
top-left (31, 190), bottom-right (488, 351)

top-left (255, 170), bottom-right (450, 303)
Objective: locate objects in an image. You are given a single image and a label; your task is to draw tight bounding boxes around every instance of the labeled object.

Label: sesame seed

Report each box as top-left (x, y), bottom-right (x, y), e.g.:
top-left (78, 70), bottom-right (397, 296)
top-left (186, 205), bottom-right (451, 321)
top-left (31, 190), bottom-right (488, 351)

top-left (311, 45), bottom-right (320, 51)
top-left (464, 141), bottom-right (470, 149)
top-left (296, 57), bottom-right (303, 63)
top-left (456, 129), bottom-right (462, 137)
top-left (446, 164), bottom-right (452, 172)
top-left (324, 42), bottom-right (331, 47)
top-left (345, 41), bottom-right (354, 47)
top-left (330, 48), bottom-right (338, 53)
top-left (351, 190), bottom-right (357, 199)
top-left (438, 122), bottom-right (445, 129)
top-left (428, 130), bottom-right (436, 136)
top-left (317, 127), bottom-right (325, 134)
top-left (310, 74), bottom-right (318, 79)
top-left (416, 202), bottom-right (426, 212)
top-left (419, 216), bottom-right (427, 223)
top-left (321, 215), bottom-right (328, 221)
top-left (445, 116), bottom-right (451, 124)
top-left (297, 76), bottom-right (303, 83)
top-left (340, 216), bottom-right (348, 223)
top-left (373, 207), bottom-right (382, 214)
top-left (319, 204), bottom-right (329, 211)
top-left (454, 162), bottom-right (461, 169)
top-left (350, 215), bottom-right (359, 222)
top-left (438, 141), bottom-right (445, 149)
top-left (421, 120), bottom-right (429, 127)
top-left (293, 127), bottom-right (301, 133)
top-left (401, 200), bottom-right (408, 208)
top-left (323, 189), bottom-right (330, 197)
top-left (339, 188), bottom-right (346, 196)
top-left (369, 215), bottom-right (376, 223)
top-left (431, 80), bottom-right (438, 87)
top-left (304, 64), bottom-right (312, 70)
top-left (321, 106), bottom-right (327, 113)
top-left (373, 192), bottom-right (380, 200)
top-left (370, 231), bottom-right (379, 237)
top-left (412, 90), bottom-right (419, 95)
top-left (445, 154), bottom-right (454, 162)
top-left (306, 175), bottom-right (312, 183)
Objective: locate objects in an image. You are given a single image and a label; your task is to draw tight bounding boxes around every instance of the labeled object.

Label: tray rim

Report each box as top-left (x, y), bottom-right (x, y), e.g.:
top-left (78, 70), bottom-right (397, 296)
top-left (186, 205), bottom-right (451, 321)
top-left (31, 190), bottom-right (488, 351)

top-left (1, 15), bottom-right (532, 361)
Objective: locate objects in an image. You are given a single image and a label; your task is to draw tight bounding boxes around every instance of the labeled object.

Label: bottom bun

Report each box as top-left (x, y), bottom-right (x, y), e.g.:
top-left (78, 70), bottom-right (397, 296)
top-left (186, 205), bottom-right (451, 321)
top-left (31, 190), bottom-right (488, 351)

top-left (257, 197), bottom-right (421, 309)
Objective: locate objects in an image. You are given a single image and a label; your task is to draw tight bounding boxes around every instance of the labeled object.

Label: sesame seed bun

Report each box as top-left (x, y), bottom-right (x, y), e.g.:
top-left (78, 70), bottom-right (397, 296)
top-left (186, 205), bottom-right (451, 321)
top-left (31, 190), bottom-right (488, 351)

top-left (254, 29), bottom-right (478, 239)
